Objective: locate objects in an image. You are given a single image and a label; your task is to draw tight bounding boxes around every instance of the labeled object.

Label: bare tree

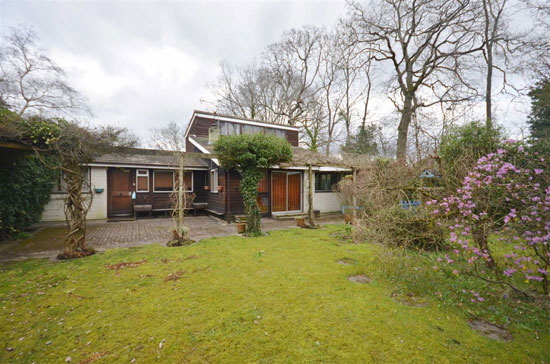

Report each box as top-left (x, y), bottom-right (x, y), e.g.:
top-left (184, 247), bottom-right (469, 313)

top-left (148, 121), bottom-right (186, 151)
top-left (347, 0), bottom-right (484, 161)
top-left (0, 25), bottom-right (90, 117)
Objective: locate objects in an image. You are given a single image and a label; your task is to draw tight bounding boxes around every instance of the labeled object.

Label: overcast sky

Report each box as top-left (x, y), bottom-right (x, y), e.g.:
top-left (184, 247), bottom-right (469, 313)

top-left (0, 0), bottom-right (347, 141)
top-left (0, 0), bottom-right (535, 144)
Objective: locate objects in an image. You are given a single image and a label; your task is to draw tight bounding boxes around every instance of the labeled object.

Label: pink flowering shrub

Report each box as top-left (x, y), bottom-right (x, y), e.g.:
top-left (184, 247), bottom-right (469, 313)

top-left (429, 141), bottom-right (550, 295)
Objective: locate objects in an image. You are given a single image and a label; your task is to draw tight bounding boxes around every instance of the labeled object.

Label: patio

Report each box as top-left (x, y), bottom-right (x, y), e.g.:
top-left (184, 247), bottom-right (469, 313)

top-left (0, 215), bottom-right (344, 261)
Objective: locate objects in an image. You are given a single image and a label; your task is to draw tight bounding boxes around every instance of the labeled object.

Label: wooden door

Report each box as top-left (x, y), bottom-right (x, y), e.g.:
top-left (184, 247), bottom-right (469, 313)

top-left (109, 169), bottom-right (133, 216)
top-left (257, 170), bottom-right (269, 214)
top-left (271, 171), bottom-right (287, 212)
top-left (287, 172), bottom-right (301, 211)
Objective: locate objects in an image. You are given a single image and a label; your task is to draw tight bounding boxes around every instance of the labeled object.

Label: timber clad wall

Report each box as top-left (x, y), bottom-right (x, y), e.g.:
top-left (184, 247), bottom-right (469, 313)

top-left (206, 166), bottom-right (225, 215)
top-left (188, 116), bottom-right (216, 139)
top-left (226, 170), bottom-right (245, 219)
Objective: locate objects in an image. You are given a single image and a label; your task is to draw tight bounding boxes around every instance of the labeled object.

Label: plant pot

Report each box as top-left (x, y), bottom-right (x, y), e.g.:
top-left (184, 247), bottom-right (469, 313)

top-left (204, 186), bottom-right (210, 191)
top-left (295, 217), bottom-right (305, 227)
top-left (236, 222), bottom-right (246, 234)
top-left (344, 214), bottom-right (353, 224)
top-left (217, 186), bottom-right (224, 192)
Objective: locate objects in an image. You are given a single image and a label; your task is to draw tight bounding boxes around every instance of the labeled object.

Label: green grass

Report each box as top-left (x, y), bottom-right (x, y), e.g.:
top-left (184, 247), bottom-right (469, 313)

top-left (0, 225), bottom-right (548, 363)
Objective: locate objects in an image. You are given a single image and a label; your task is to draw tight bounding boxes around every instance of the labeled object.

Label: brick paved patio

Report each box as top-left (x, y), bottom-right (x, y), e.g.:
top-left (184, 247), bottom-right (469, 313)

top-left (0, 215), bottom-right (343, 261)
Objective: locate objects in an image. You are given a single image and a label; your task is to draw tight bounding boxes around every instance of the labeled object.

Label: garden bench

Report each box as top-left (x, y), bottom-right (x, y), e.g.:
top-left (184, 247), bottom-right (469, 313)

top-left (192, 202), bottom-right (208, 216)
top-left (134, 204), bottom-right (152, 219)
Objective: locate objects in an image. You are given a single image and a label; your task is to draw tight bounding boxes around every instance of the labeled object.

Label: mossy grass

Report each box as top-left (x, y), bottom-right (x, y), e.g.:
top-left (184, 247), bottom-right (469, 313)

top-left (0, 225), bottom-right (548, 363)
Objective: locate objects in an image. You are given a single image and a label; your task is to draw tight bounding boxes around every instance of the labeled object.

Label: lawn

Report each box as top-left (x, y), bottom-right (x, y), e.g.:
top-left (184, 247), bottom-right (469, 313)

top-left (0, 225), bottom-right (548, 363)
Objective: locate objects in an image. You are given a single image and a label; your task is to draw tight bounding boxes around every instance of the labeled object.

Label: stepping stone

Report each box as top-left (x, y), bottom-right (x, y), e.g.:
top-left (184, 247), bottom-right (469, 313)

top-left (468, 320), bottom-right (511, 341)
top-left (347, 275), bottom-right (371, 284)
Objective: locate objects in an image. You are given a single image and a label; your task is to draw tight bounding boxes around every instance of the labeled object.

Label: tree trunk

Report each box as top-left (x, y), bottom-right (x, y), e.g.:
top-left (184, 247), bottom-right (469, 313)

top-left (62, 168), bottom-right (93, 258)
top-left (483, 0), bottom-right (494, 130)
top-left (308, 164), bottom-right (315, 227)
top-left (178, 153), bottom-right (185, 238)
top-left (396, 94), bottom-right (414, 162)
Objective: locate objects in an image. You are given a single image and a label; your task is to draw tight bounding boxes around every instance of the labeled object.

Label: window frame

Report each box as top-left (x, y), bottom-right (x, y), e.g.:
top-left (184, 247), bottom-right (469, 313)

top-left (153, 170), bottom-right (175, 193)
top-left (177, 170), bottom-right (194, 193)
top-left (54, 167), bottom-right (91, 194)
top-left (314, 172), bottom-right (342, 193)
top-left (136, 169), bottom-right (149, 193)
top-left (210, 168), bottom-right (219, 194)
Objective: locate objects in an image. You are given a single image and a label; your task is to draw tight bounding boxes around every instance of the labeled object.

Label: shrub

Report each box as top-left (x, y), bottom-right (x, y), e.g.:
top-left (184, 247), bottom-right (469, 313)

top-left (430, 141), bottom-right (550, 295)
top-left (214, 133), bottom-right (292, 236)
top-left (0, 154), bottom-right (56, 240)
top-left (438, 121), bottom-right (504, 190)
top-left (364, 205), bottom-right (447, 251)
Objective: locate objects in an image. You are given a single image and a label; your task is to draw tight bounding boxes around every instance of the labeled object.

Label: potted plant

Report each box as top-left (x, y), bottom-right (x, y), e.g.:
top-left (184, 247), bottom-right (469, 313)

top-left (204, 185), bottom-right (210, 191)
top-left (217, 186), bottom-right (224, 192)
top-left (236, 222), bottom-right (246, 234)
top-left (295, 216), bottom-right (305, 227)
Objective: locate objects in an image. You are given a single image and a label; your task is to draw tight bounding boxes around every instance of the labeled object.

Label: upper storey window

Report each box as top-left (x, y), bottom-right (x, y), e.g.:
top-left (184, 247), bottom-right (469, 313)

top-left (218, 120), bottom-right (286, 139)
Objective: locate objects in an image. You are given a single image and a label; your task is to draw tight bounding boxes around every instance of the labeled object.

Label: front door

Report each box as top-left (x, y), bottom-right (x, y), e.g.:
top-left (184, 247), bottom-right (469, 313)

top-left (109, 169), bottom-right (133, 216)
top-left (271, 171), bottom-right (287, 212)
top-left (257, 170), bottom-right (270, 215)
top-left (287, 172), bottom-right (301, 211)
top-left (271, 171), bottom-right (301, 213)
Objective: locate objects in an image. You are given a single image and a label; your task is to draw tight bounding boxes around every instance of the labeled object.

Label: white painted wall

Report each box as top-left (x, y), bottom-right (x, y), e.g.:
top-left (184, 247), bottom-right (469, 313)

top-left (302, 171), bottom-right (344, 214)
top-left (41, 167), bottom-right (108, 222)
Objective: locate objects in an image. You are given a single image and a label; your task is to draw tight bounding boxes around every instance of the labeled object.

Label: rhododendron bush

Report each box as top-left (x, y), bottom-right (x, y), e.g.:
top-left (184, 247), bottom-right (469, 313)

top-left (430, 141), bottom-right (550, 295)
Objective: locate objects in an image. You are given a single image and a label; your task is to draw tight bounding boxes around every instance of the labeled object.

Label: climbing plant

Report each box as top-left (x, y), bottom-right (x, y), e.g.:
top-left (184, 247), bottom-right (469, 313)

top-left (1, 108), bottom-right (136, 258)
top-left (214, 133), bottom-right (292, 236)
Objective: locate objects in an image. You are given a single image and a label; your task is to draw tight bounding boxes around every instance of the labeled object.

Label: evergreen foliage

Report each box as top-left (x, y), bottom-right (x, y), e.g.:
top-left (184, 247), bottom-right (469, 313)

top-left (214, 134), bottom-right (292, 236)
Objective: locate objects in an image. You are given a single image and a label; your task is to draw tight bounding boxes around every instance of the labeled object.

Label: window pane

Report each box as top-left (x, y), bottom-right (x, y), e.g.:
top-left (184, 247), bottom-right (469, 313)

top-left (155, 171), bottom-right (173, 191)
top-left (210, 169), bottom-right (218, 190)
top-left (175, 171), bottom-right (193, 191)
top-left (137, 176), bottom-right (148, 191)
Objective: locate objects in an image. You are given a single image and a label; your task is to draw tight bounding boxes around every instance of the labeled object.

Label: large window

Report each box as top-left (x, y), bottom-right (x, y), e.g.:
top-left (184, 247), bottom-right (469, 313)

top-left (210, 168), bottom-right (218, 193)
top-left (315, 172), bottom-right (342, 192)
top-left (54, 168), bottom-right (91, 193)
top-left (136, 169), bottom-right (149, 192)
top-left (175, 171), bottom-right (194, 192)
top-left (153, 170), bottom-right (174, 192)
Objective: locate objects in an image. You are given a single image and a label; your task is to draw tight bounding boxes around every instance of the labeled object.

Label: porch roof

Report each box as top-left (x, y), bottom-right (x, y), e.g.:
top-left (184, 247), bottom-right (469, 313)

top-left (88, 148), bottom-right (209, 169)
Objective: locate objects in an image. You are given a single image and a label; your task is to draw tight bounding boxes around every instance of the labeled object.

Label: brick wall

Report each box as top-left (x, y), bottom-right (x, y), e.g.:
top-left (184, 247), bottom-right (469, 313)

top-left (41, 167), bottom-right (108, 222)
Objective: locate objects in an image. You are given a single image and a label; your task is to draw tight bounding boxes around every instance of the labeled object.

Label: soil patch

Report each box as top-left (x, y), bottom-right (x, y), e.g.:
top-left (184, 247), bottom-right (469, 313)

top-left (164, 270), bottom-right (186, 282)
top-left (337, 258), bottom-right (356, 265)
top-left (391, 291), bottom-right (427, 307)
top-left (347, 274), bottom-right (371, 284)
top-left (468, 320), bottom-right (511, 342)
top-left (104, 259), bottom-right (147, 272)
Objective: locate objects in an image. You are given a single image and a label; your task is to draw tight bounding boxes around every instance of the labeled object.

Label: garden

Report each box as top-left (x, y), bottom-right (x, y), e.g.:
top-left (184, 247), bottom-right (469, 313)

top-left (1, 226), bottom-right (549, 363)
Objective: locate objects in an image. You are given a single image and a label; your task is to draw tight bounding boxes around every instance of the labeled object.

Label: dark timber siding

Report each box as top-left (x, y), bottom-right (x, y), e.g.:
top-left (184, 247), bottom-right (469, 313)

top-left (108, 167), bottom-right (207, 217)
top-left (189, 116), bottom-right (216, 139)
top-left (206, 165), bottom-right (225, 215)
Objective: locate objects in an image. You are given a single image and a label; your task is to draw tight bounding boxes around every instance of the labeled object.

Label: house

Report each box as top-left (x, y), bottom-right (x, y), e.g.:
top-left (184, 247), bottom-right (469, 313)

top-left (183, 110), bottom-right (350, 220)
top-left (41, 110), bottom-right (350, 222)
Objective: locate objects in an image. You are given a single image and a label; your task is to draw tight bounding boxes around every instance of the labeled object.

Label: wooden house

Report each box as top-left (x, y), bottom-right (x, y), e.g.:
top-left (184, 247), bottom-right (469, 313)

top-left (41, 110), bottom-right (350, 222)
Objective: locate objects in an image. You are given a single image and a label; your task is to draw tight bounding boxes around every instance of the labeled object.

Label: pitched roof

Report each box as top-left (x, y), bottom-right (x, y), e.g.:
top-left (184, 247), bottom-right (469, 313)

top-left (90, 148), bottom-right (209, 168)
